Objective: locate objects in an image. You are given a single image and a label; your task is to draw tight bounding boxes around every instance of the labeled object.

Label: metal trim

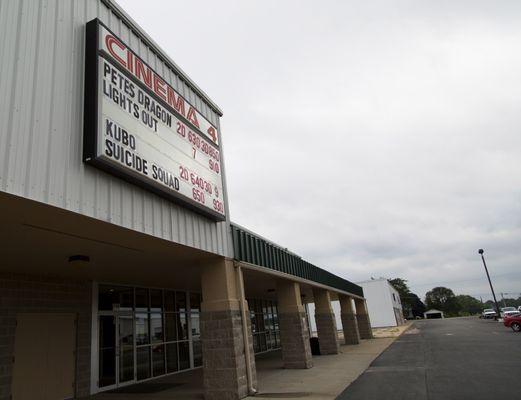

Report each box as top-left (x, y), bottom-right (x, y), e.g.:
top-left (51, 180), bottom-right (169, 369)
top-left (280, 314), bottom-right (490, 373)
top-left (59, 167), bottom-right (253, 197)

top-left (236, 260), bottom-right (365, 300)
top-left (231, 225), bottom-right (364, 297)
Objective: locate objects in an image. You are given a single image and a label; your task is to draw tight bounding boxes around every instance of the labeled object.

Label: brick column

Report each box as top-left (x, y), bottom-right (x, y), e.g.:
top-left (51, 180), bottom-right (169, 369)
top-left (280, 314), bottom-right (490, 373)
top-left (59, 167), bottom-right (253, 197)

top-left (277, 280), bottom-right (313, 369)
top-left (312, 288), bottom-right (339, 355)
top-left (355, 299), bottom-right (373, 339)
top-left (339, 295), bottom-right (360, 345)
top-left (201, 259), bottom-right (256, 400)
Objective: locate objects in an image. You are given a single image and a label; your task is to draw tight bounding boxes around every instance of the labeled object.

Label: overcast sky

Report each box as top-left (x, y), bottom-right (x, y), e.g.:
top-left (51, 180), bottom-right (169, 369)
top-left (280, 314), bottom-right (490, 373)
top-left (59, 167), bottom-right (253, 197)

top-left (119, 0), bottom-right (521, 301)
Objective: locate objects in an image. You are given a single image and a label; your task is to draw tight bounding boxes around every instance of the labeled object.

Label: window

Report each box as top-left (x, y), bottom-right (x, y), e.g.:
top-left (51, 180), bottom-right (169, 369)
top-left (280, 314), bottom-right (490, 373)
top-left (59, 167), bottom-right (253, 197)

top-left (247, 298), bottom-right (281, 354)
top-left (98, 285), bottom-right (133, 311)
top-left (190, 293), bottom-right (202, 367)
top-left (97, 286), bottom-right (203, 386)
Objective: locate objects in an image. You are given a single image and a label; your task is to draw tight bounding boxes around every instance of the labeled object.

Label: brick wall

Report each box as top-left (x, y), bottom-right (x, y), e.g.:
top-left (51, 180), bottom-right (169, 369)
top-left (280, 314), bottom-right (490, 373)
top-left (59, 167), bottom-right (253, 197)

top-left (356, 314), bottom-right (373, 339)
top-left (278, 312), bottom-right (313, 369)
top-left (201, 309), bottom-right (256, 400)
top-left (340, 313), bottom-right (360, 345)
top-left (0, 273), bottom-right (92, 400)
top-left (314, 313), bottom-right (340, 354)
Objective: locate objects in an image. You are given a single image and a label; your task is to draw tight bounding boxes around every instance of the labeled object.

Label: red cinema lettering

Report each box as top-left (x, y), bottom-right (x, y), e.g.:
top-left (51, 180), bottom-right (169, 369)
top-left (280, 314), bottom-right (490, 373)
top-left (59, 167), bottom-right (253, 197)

top-left (135, 58), bottom-right (152, 89)
top-left (153, 74), bottom-right (167, 101)
top-left (207, 127), bottom-right (217, 143)
top-left (127, 51), bottom-right (133, 73)
top-left (105, 35), bottom-right (127, 67)
top-left (167, 87), bottom-right (186, 117)
top-left (187, 107), bottom-right (200, 129)
top-left (102, 28), bottom-right (219, 145)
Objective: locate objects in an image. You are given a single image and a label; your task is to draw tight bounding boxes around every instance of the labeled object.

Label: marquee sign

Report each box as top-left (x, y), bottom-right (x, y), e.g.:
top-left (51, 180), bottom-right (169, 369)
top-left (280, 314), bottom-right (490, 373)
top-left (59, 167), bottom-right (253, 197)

top-left (83, 19), bottom-right (226, 220)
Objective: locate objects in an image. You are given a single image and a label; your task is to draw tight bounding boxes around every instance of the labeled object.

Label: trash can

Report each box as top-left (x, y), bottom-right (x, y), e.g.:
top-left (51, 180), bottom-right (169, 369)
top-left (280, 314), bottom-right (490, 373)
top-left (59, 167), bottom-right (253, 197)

top-left (309, 337), bottom-right (320, 355)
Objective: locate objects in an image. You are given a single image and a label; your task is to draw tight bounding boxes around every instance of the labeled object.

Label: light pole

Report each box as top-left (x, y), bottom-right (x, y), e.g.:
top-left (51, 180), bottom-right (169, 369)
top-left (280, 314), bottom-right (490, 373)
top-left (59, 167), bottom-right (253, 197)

top-left (478, 249), bottom-right (501, 320)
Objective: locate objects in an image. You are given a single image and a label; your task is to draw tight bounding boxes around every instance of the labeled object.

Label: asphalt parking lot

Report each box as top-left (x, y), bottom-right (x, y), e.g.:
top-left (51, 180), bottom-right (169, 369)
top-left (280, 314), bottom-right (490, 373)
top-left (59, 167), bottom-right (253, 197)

top-left (337, 317), bottom-right (521, 400)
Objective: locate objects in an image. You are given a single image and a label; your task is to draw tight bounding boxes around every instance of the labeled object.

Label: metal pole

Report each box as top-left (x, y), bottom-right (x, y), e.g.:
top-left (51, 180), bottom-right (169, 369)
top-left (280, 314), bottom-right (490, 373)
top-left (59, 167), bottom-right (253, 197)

top-left (500, 292), bottom-right (506, 308)
top-left (234, 263), bottom-right (257, 395)
top-left (478, 249), bottom-right (501, 320)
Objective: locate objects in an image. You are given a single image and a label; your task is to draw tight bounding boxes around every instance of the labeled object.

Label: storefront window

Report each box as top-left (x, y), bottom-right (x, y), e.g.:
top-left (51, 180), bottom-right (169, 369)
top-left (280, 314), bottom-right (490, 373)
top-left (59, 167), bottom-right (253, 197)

top-left (97, 285), bottom-right (202, 388)
top-left (191, 313), bottom-right (200, 337)
top-left (165, 291), bottom-right (175, 312)
top-left (152, 344), bottom-right (165, 376)
top-left (98, 285), bottom-right (133, 311)
top-left (178, 341), bottom-right (190, 370)
top-left (176, 291), bottom-right (187, 312)
top-left (177, 313), bottom-right (188, 340)
top-left (135, 288), bottom-right (149, 312)
top-left (166, 343), bottom-right (178, 373)
top-left (150, 313), bottom-right (163, 343)
top-left (247, 298), bottom-right (281, 354)
top-left (99, 315), bottom-right (116, 387)
top-left (136, 346), bottom-right (151, 380)
top-left (165, 313), bottom-right (177, 342)
top-left (150, 290), bottom-right (163, 312)
top-left (135, 313), bottom-right (150, 345)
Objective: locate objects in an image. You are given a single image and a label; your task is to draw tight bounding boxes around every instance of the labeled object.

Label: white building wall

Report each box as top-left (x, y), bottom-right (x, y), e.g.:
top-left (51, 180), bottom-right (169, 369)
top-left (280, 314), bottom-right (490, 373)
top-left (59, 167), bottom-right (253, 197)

top-left (358, 279), bottom-right (401, 328)
top-left (389, 284), bottom-right (402, 309)
top-left (307, 300), bottom-right (346, 334)
top-left (0, 0), bottom-right (232, 257)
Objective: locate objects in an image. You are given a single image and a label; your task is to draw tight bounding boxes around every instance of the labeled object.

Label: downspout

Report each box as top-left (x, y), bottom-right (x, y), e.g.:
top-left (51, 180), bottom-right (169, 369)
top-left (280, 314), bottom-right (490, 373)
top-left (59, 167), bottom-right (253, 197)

top-left (235, 262), bottom-right (257, 395)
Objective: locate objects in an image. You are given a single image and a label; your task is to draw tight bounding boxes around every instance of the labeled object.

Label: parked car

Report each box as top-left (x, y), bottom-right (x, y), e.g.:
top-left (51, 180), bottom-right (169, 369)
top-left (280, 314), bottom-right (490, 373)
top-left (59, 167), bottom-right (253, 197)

top-left (503, 313), bottom-right (521, 332)
top-left (501, 307), bottom-right (519, 318)
top-left (518, 306), bottom-right (521, 313)
top-left (481, 309), bottom-right (497, 319)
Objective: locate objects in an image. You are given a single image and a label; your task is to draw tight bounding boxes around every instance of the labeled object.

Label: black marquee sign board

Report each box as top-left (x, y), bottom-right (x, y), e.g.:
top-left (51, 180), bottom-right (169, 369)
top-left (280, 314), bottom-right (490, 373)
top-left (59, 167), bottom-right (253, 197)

top-left (83, 19), bottom-right (226, 221)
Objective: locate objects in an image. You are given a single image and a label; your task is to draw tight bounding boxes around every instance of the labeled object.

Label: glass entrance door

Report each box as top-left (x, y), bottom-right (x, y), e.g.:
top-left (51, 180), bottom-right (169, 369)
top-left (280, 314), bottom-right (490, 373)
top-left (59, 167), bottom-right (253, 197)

top-left (118, 315), bottom-right (135, 384)
top-left (99, 314), bottom-right (136, 389)
top-left (97, 284), bottom-right (202, 392)
top-left (99, 315), bottom-right (117, 388)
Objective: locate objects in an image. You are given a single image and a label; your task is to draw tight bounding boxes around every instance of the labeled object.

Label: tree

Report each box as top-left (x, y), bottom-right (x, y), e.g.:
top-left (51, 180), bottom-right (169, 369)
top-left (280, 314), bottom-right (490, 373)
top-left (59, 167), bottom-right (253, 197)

top-left (484, 296), bottom-right (521, 309)
top-left (389, 278), bottom-right (426, 318)
top-left (455, 295), bottom-right (482, 315)
top-left (389, 278), bottom-right (412, 316)
top-left (389, 278), bottom-right (410, 297)
top-left (408, 292), bottom-right (427, 318)
top-left (425, 287), bottom-right (461, 317)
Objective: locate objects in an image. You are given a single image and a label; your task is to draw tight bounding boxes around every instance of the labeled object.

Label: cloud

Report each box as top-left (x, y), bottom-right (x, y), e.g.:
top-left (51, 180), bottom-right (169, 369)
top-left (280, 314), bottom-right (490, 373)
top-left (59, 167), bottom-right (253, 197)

top-left (120, 0), bottom-right (521, 300)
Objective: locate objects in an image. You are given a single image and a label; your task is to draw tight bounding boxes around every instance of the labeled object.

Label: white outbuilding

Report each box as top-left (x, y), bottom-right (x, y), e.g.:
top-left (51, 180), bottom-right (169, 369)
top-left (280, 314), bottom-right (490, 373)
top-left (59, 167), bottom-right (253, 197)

top-left (424, 309), bottom-right (445, 319)
top-left (356, 278), bottom-right (406, 328)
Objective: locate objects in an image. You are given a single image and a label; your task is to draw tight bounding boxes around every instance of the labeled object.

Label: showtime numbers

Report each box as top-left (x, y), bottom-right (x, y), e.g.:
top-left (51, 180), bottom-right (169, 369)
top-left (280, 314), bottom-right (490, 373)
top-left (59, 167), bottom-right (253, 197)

top-left (209, 159), bottom-right (220, 174)
top-left (192, 188), bottom-right (205, 204)
top-left (188, 131), bottom-right (201, 148)
top-left (176, 121), bottom-right (186, 137)
top-left (179, 164), bottom-right (221, 207)
top-left (190, 172), bottom-right (213, 195)
top-left (176, 121), bottom-right (220, 164)
top-left (213, 199), bottom-right (224, 213)
top-left (179, 165), bottom-right (189, 181)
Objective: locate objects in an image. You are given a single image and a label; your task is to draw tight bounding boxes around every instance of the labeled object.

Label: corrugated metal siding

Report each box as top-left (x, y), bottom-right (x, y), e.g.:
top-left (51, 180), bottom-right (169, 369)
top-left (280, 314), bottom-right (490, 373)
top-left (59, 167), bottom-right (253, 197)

top-left (231, 225), bottom-right (364, 297)
top-left (0, 0), bottom-right (230, 256)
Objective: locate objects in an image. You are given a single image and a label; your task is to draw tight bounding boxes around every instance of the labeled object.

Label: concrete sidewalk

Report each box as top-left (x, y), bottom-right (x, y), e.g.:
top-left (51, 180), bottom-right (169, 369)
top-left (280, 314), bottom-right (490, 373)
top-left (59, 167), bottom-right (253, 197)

top-left (250, 324), bottom-right (410, 400)
top-left (89, 324), bottom-right (410, 400)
